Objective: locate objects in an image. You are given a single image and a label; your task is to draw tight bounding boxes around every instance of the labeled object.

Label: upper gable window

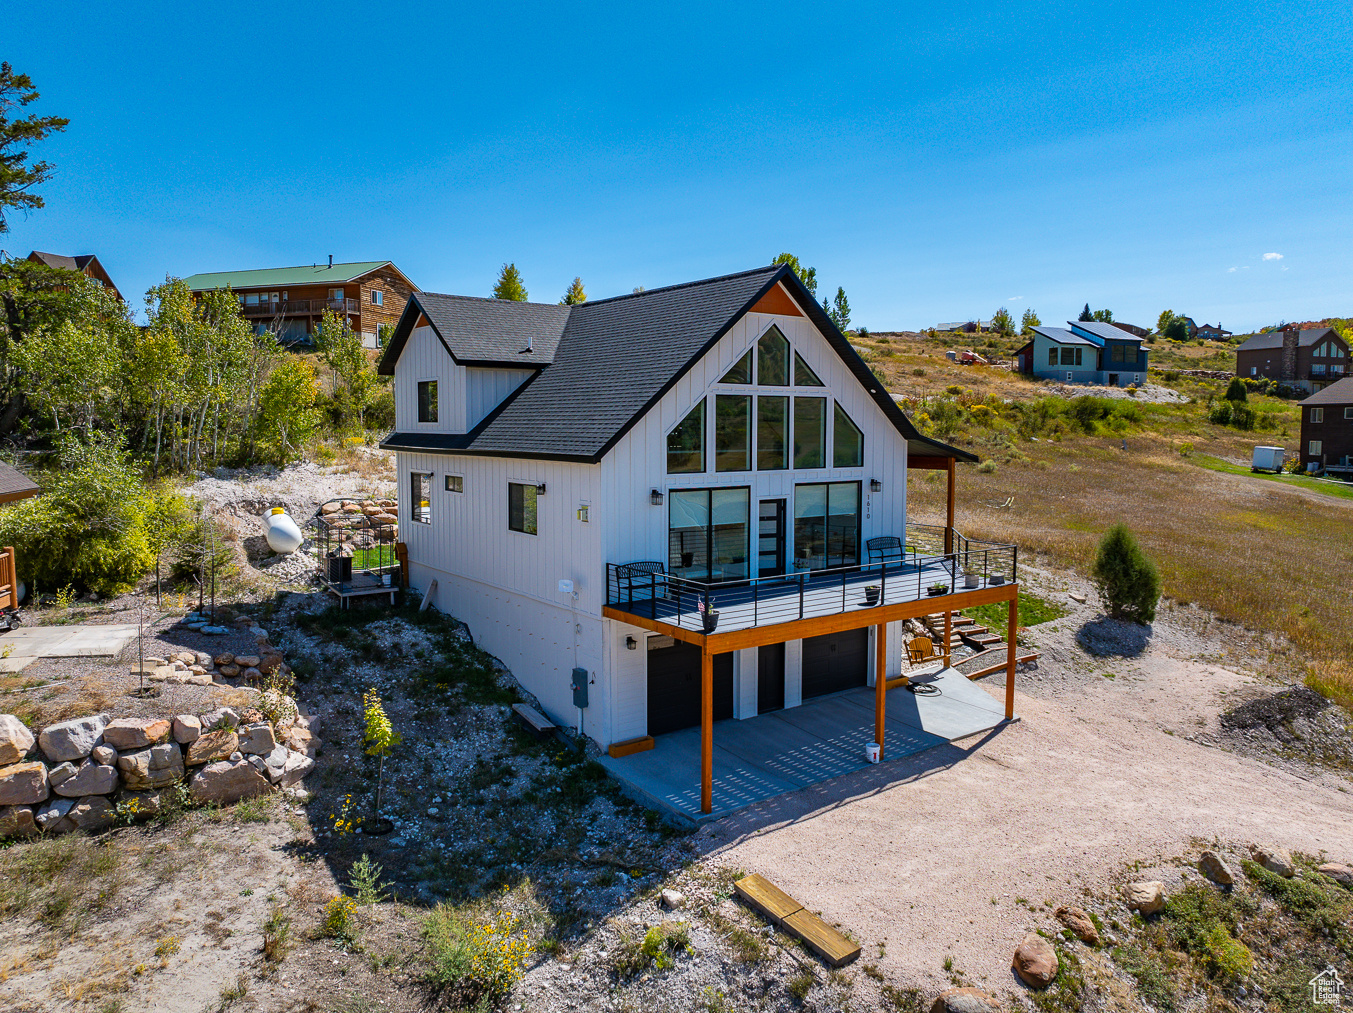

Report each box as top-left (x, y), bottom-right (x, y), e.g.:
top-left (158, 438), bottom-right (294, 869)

top-left (833, 404), bottom-right (864, 468)
top-left (757, 326), bottom-right (790, 386)
top-left (720, 349), bottom-right (752, 384)
top-left (715, 395), bottom-right (751, 472)
top-left (667, 400), bottom-right (706, 474)
top-left (418, 380), bottom-right (438, 423)
top-left (794, 351), bottom-right (824, 387)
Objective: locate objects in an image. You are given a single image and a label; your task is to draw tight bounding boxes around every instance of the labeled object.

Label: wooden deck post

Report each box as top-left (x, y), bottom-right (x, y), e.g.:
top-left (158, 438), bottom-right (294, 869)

top-left (1005, 591), bottom-right (1017, 719)
top-left (874, 622), bottom-right (887, 757)
top-left (945, 457), bottom-right (955, 555)
top-left (943, 609), bottom-right (952, 668)
top-left (701, 645), bottom-right (713, 814)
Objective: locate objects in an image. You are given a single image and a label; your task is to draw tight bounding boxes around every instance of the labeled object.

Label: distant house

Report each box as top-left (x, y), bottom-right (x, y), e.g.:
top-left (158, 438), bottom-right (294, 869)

top-left (1195, 322), bottom-right (1232, 340)
top-left (1180, 316), bottom-right (1199, 338)
top-left (0, 461), bottom-right (39, 505)
top-left (934, 320), bottom-right (989, 334)
top-left (1234, 327), bottom-right (1348, 394)
top-left (1109, 321), bottom-right (1150, 338)
top-left (1014, 320), bottom-right (1148, 387)
top-left (1298, 377), bottom-right (1353, 474)
top-left (182, 260), bottom-right (418, 349)
top-left (26, 251), bottom-right (123, 302)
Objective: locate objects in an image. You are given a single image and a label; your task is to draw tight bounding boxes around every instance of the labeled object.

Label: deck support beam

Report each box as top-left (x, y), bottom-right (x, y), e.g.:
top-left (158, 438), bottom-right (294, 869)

top-left (945, 458), bottom-right (956, 555)
top-left (874, 621), bottom-right (887, 758)
top-left (1005, 595), bottom-right (1017, 719)
top-left (943, 609), bottom-right (952, 668)
top-left (701, 646), bottom-right (713, 814)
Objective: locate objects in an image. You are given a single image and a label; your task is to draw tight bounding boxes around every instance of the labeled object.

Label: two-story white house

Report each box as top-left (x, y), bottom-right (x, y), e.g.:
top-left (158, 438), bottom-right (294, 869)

top-left (378, 264), bottom-right (1019, 813)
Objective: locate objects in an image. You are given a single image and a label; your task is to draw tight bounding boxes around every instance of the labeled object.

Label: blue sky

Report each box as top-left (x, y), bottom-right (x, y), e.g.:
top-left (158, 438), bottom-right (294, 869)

top-left (7, 1), bottom-right (1350, 331)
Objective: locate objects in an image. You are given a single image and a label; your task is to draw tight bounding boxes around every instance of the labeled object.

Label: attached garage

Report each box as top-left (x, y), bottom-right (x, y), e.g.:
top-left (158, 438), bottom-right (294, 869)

top-left (801, 628), bottom-right (868, 699)
top-left (647, 641), bottom-right (733, 736)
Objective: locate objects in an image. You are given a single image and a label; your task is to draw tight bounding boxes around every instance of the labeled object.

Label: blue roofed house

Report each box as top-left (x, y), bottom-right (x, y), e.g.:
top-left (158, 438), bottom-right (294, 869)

top-left (1014, 320), bottom-right (1148, 387)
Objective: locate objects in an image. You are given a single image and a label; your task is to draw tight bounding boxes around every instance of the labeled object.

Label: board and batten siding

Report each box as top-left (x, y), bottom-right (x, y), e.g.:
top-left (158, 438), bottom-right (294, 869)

top-left (598, 308), bottom-right (909, 570)
top-left (394, 325), bottom-right (467, 432)
top-left (466, 368), bottom-right (533, 429)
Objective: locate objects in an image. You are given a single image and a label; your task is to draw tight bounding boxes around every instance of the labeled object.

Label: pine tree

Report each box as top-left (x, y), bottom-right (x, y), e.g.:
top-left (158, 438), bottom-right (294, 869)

top-left (560, 277), bottom-right (586, 305)
top-left (1091, 524), bottom-right (1161, 624)
top-left (1225, 377), bottom-right (1248, 402)
top-left (1020, 308), bottom-right (1041, 335)
top-left (492, 263), bottom-right (528, 302)
top-left (771, 253), bottom-right (817, 298)
top-left (1079, 303), bottom-right (1093, 322)
top-left (826, 287), bottom-right (851, 331)
top-left (991, 307), bottom-right (1015, 338)
top-left (0, 63), bottom-right (69, 233)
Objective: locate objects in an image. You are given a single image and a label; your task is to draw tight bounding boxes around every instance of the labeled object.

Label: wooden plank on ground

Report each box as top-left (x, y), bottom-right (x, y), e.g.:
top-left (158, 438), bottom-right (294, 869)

top-left (607, 735), bottom-right (654, 758)
top-left (734, 873), bottom-right (803, 926)
top-left (964, 652), bottom-right (1040, 680)
top-left (512, 703), bottom-right (556, 738)
top-left (783, 909), bottom-right (862, 967)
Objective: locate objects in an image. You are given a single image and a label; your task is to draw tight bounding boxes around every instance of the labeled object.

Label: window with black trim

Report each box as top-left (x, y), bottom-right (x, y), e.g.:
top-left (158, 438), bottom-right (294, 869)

top-left (667, 400), bottom-right (705, 473)
top-left (833, 404), bottom-right (863, 467)
top-left (715, 395), bottom-right (751, 472)
top-left (410, 472), bottom-right (432, 524)
top-left (758, 326), bottom-right (790, 386)
top-left (757, 396), bottom-right (788, 470)
top-left (418, 380), bottom-right (438, 423)
top-left (793, 397), bottom-right (826, 469)
top-left (667, 487), bottom-right (750, 582)
top-left (793, 482), bottom-right (860, 569)
top-left (445, 475), bottom-right (463, 493)
top-left (1345, 407), bottom-right (1353, 420)
top-left (508, 482), bottom-right (537, 535)
top-left (1048, 347), bottom-right (1058, 366)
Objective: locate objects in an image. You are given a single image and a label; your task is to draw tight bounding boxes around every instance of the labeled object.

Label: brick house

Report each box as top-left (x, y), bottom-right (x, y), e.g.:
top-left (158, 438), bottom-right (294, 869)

top-left (1234, 326), bottom-right (1349, 394)
top-left (182, 259), bottom-right (418, 348)
top-left (1298, 377), bottom-right (1353, 474)
top-left (26, 251), bottom-right (123, 302)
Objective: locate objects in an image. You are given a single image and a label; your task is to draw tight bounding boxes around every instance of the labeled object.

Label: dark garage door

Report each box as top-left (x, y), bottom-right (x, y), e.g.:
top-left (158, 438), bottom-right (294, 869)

top-left (647, 642), bottom-right (734, 736)
top-left (801, 628), bottom-right (868, 699)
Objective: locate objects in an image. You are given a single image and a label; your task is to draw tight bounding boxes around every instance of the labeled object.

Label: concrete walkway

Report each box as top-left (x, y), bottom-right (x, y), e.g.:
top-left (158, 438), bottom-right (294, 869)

top-left (598, 668), bottom-right (1013, 821)
top-left (0, 623), bottom-right (141, 672)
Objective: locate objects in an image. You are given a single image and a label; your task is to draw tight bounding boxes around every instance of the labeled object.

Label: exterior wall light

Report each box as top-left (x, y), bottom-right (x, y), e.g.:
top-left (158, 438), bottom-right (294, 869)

top-left (870, 479), bottom-right (882, 493)
top-left (536, 483), bottom-right (547, 494)
top-left (625, 636), bottom-right (638, 650)
top-left (650, 489), bottom-right (664, 506)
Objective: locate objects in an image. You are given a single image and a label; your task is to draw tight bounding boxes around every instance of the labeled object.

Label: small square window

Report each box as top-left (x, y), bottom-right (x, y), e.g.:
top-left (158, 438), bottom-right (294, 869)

top-left (1309, 440), bottom-right (1323, 456)
top-left (445, 475), bottom-right (463, 493)
top-left (1345, 407), bottom-right (1353, 420)
top-left (509, 482), bottom-right (538, 535)
top-left (371, 290), bottom-right (384, 306)
top-left (1311, 408), bottom-right (1324, 423)
top-left (418, 380), bottom-right (438, 423)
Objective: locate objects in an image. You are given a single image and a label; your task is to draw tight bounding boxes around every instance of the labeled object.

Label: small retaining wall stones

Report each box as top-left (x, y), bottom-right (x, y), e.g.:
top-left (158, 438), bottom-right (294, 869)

top-left (0, 695), bottom-right (320, 838)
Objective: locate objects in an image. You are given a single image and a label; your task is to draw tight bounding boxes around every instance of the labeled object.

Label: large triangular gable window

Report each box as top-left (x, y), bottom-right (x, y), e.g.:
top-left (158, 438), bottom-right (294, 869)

top-left (757, 326), bottom-right (790, 386)
top-left (667, 400), bottom-right (705, 474)
top-left (794, 351), bottom-right (824, 386)
top-left (720, 348), bottom-right (752, 384)
top-left (833, 403), bottom-right (863, 467)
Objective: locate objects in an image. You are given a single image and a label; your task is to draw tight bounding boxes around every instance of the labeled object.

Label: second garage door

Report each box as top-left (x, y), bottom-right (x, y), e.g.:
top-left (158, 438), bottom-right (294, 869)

top-left (647, 642), bottom-right (734, 736)
top-left (801, 628), bottom-right (868, 699)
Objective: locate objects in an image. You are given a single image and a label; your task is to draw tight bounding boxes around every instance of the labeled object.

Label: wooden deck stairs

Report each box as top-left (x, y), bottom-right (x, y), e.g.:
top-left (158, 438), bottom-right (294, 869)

top-left (921, 610), bottom-right (1041, 680)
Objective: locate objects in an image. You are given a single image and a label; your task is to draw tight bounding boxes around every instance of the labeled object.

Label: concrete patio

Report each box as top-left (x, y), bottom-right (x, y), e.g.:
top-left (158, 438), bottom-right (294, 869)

top-left (597, 667), bottom-right (1015, 821)
top-left (0, 623), bottom-right (141, 672)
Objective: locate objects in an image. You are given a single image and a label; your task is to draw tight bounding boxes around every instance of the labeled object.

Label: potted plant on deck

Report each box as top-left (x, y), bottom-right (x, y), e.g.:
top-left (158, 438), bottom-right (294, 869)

top-left (928, 581), bottom-right (949, 597)
top-left (864, 585), bottom-right (881, 606)
top-left (963, 566), bottom-right (980, 589)
top-left (699, 595), bottom-right (719, 633)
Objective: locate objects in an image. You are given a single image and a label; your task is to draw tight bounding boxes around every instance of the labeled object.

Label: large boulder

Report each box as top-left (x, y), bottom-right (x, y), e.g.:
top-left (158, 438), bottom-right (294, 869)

top-left (1125, 881), bottom-right (1165, 914)
top-left (0, 804), bottom-right (36, 837)
top-left (280, 749), bottom-right (315, 787)
top-left (1055, 905), bottom-right (1100, 945)
top-left (237, 723), bottom-right (276, 755)
top-left (53, 760), bottom-right (118, 797)
top-left (0, 761), bottom-right (48, 804)
top-left (172, 714), bottom-right (202, 744)
top-left (931, 988), bottom-right (1001, 1013)
top-left (200, 708), bottom-right (239, 731)
top-left (0, 715), bottom-right (34, 765)
top-left (34, 796), bottom-right (75, 834)
top-left (38, 714), bottom-right (107, 763)
top-left (188, 760), bottom-right (271, 805)
top-left (1252, 846), bottom-right (1294, 877)
top-left (102, 717), bottom-right (171, 751)
top-left (69, 796), bottom-right (115, 831)
top-left (117, 742), bottom-right (184, 790)
top-left (1013, 934), bottom-right (1058, 989)
top-left (255, 744), bottom-right (289, 784)
top-left (186, 729), bottom-right (238, 766)
top-left (1199, 850), bottom-right (1236, 886)
top-left (1317, 862), bottom-right (1353, 886)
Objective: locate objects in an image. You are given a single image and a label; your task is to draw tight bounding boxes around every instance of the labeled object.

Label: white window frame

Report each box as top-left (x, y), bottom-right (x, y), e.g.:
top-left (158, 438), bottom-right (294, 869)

top-left (1345, 407), bottom-right (1353, 420)
top-left (445, 474), bottom-right (463, 493)
top-left (1066, 371), bottom-right (1073, 381)
top-left (417, 378), bottom-right (439, 425)
top-left (1311, 408), bottom-right (1324, 423)
top-left (1309, 440), bottom-right (1322, 456)
top-left (371, 289), bottom-right (384, 306)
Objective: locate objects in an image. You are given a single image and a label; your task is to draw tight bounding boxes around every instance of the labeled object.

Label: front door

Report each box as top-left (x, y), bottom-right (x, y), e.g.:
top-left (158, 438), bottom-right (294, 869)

top-left (758, 642), bottom-right (785, 713)
top-left (758, 499), bottom-right (786, 576)
top-left (1108, 373), bottom-right (1119, 386)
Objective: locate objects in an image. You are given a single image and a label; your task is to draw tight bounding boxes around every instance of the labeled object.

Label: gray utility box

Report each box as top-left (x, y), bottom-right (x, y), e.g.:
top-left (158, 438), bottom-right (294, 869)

top-left (571, 668), bottom-right (589, 708)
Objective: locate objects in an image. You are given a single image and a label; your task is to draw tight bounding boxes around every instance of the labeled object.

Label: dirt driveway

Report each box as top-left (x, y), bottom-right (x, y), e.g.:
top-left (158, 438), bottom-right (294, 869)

top-left (699, 616), bottom-right (1353, 996)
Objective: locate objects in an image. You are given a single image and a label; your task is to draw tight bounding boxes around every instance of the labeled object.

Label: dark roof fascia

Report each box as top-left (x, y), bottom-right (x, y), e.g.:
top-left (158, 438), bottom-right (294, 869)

top-left (379, 432), bottom-right (595, 463)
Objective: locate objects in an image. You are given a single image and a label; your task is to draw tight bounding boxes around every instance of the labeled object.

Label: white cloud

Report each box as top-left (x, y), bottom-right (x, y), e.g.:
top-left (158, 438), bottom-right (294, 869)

top-left (1008, 295), bottom-right (1024, 301)
top-left (1228, 267), bottom-right (1237, 272)
top-left (1262, 252), bottom-right (1283, 261)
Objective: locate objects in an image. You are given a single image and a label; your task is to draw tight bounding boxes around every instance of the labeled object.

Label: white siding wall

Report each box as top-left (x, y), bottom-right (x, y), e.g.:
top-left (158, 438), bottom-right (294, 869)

top-left (395, 326), bottom-right (466, 432)
top-left (466, 368), bottom-right (534, 429)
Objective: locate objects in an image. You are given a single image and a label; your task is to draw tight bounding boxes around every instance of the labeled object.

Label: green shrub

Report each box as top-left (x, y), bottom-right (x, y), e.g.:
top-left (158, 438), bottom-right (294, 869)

top-left (423, 906), bottom-right (530, 999)
top-left (1229, 402), bottom-right (1256, 431)
top-left (1091, 524), bottom-right (1161, 624)
top-left (0, 439), bottom-right (155, 595)
top-left (1202, 924), bottom-right (1252, 982)
top-left (1208, 399), bottom-right (1233, 425)
top-left (320, 896), bottom-right (359, 945)
top-left (1225, 377), bottom-right (1248, 402)
top-left (976, 459), bottom-right (997, 474)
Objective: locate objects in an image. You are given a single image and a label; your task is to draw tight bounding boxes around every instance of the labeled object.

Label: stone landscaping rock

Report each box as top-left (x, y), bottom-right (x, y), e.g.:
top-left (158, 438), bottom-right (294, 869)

top-left (187, 673), bottom-right (213, 686)
top-left (69, 795), bottom-right (115, 831)
top-left (48, 761), bottom-right (77, 786)
top-left (0, 804), bottom-right (36, 837)
top-left (285, 727), bottom-right (316, 756)
top-left (0, 761), bottom-right (48, 804)
top-left (175, 651), bottom-right (197, 665)
top-left (120, 789), bottom-right (172, 820)
top-left (188, 759), bottom-right (271, 804)
top-left (1055, 905), bottom-right (1099, 945)
top-left (217, 663), bottom-right (241, 678)
top-left (1069, 593), bottom-right (1087, 604)
top-left (103, 717), bottom-right (171, 750)
top-left (242, 667), bottom-right (262, 681)
top-left (54, 760), bottom-right (118, 797)
top-left (1013, 934), bottom-right (1058, 989)
top-left (258, 654), bottom-right (283, 674)
top-left (280, 749), bottom-right (314, 787)
top-left (1125, 881), bottom-right (1165, 914)
top-left (200, 626), bottom-right (229, 636)
top-left (0, 714), bottom-right (35, 765)
top-left (1199, 850), bottom-right (1236, 885)
top-left (214, 653), bottom-right (235, 666)
top-left (34, 796), bottom-right (75, 834)
top-left (235, 655), bottom-right (261, 669)
top-left (38, 714), bottom-right (107, 762)
top-left (257, 744), bottom-right (289, 784)
top-left (91, 744), bottom-right (116, 766)
top-left (187, 729), bottom-right (238, 766)
top-left (117, 742), bottom-right (184, 790)
top-left (173, 714), bottom-right (202, 744)
top-left (238, 723), bottom-right (276, 755)
top-left (931, 987), bottom-right (1002, 1013)
top-left (200, 708), bottom-right (239, 731)
top-left (1317, 862), bottom-right (1353, 886)
top-left (1252, 846), bottom-right (1295, 877)
top-left (660, 889), bottom-right (686, 910)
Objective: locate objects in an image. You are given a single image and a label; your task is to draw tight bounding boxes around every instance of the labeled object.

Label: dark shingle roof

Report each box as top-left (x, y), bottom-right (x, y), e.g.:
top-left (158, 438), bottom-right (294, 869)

top-left (0, 461), bottom-right (39, 504)
top-left (1236, 327), bottom-right (1337, 352)
top-left (380, 265), bottom-right (977, 464)
top-left (412, 292), bottom-right (569, 366)
top-left (1299, 377), bottom-right (1353, 406)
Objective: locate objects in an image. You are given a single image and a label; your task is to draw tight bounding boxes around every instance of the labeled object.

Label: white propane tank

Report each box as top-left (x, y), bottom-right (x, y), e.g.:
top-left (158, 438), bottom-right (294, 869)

top-left (264, 507), bottom-right (304, 554)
